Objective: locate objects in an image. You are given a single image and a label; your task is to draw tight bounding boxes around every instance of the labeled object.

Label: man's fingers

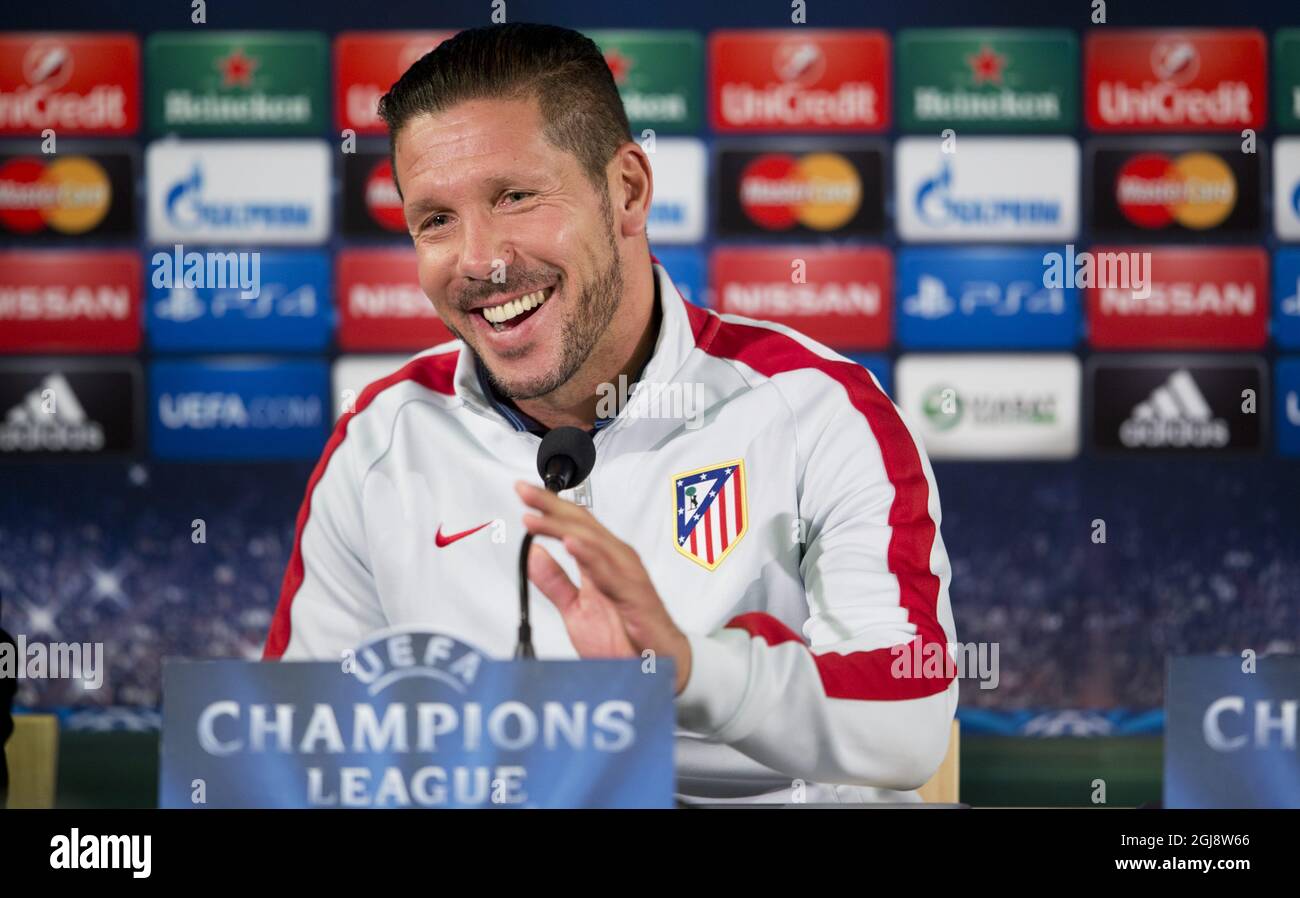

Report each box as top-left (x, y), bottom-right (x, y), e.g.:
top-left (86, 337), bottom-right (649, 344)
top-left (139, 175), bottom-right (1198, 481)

top-left (563, 535), bottom-right (627, 599)
top-left (526, 542), bottom-right (579, 614)
top-left (521, 511), bottom-right (596, 544)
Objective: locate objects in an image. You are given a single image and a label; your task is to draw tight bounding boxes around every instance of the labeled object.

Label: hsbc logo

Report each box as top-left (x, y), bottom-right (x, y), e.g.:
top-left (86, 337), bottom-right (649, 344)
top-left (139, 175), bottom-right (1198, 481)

top-left (0, 34), bottom-right (139, 135)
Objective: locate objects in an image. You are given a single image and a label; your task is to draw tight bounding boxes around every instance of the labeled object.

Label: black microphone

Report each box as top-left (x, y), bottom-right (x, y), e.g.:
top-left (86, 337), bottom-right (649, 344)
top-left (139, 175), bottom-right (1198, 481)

top-left (516, 427), bottom-right (597, 659)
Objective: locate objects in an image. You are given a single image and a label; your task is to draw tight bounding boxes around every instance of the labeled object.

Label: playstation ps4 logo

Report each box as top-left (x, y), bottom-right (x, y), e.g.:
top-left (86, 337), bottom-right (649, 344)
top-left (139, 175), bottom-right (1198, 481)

top-left (165, 164), bottom-right (312, 232)
top-left (914, 158), bottom-right (1062, 228)
top-left (904, 274), bottom-right (1065, 320)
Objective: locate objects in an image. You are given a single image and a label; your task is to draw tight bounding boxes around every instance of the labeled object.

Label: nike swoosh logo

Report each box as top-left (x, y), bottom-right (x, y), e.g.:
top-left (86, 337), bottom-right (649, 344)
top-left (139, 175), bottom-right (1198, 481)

top-left (435, 521), bottom-right (491, 547)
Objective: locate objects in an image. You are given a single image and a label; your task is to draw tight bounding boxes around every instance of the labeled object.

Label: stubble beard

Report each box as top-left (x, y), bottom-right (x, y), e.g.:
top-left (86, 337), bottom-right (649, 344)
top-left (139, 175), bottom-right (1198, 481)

top-left (471, 213), bottom-right (624, 403)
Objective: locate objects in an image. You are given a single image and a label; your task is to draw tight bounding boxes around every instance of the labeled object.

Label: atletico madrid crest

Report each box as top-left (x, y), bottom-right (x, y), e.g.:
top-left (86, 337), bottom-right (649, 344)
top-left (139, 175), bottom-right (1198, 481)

top-left (673, 459), bottom-right (748, 570)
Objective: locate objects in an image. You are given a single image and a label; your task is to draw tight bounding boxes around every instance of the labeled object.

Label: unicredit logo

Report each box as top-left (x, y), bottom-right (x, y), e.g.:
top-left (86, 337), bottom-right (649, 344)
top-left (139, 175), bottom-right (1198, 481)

top-left (0, 40), bottom-right (130, 132)
top-left (774, 41), bottom-right (827, 87)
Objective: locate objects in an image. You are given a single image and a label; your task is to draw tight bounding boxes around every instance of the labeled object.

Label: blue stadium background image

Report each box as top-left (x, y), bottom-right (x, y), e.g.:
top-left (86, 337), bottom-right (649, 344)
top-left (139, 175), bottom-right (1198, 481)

top-left (4, 458), bottom-right (1299, 714)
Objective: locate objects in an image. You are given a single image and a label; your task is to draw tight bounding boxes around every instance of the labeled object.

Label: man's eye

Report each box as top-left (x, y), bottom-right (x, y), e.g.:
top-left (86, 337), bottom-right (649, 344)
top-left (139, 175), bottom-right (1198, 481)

top-left (423, 213), bottom-right (450, 230)
top-left (502, 191), bottom-right (532, 204)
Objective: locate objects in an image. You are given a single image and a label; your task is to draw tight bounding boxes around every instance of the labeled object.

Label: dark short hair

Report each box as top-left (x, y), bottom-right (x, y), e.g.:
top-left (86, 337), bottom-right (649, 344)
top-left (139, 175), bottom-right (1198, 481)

top-left (378, 23), bottom-right (633, 198)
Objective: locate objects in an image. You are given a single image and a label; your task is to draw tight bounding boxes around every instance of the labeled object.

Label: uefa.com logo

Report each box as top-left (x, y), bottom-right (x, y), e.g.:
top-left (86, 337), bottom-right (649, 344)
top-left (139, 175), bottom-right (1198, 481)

top-left (151, 244), bottom-right (261, 299)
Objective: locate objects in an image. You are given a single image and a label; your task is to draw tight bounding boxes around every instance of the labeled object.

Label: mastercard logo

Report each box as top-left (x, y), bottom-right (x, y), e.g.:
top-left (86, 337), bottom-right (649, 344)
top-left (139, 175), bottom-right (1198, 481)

top-left (365, 157), bottom-right (406, 232)
top-left (1114, 152), bottom-right (1236, 230)
top-left (738, 153), bottom-right (861, 231)
top-left (0, 156), bottom-right (112, 235)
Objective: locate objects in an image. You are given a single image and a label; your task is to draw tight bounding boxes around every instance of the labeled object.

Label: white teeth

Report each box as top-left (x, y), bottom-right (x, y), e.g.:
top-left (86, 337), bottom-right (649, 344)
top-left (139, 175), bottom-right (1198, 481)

top-left (481, 288), bottom-right (551, 326)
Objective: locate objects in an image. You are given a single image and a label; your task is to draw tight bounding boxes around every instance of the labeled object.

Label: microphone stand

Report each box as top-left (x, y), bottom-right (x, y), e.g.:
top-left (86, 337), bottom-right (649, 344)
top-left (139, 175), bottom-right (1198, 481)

top-left (516, 531), bottom-right (537, 659)
top-left (515, 466), bottom-right (570, 659)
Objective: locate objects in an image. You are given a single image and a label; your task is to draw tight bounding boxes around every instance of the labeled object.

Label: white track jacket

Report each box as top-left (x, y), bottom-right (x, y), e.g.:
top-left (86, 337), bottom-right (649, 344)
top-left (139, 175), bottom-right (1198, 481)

top-left (264, 262), bottom-right (959, 804)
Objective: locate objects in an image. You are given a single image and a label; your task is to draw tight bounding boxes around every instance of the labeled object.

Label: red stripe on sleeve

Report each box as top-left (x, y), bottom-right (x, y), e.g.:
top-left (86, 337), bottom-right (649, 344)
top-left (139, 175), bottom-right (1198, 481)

top-left (686, 302), bottom-right (952, 700)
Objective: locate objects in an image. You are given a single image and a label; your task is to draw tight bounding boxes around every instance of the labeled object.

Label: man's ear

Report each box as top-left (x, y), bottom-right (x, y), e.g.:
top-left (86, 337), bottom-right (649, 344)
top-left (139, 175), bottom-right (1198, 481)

top-left (611, 141), bottom-right (654, 238)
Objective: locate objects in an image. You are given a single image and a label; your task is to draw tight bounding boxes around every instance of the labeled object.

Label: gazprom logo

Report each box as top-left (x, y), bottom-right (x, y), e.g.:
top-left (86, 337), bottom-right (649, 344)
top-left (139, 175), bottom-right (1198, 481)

top-left (165, 163), bottom-right (311, 231)
top-left (914, 158), bottom-right (1062, 228)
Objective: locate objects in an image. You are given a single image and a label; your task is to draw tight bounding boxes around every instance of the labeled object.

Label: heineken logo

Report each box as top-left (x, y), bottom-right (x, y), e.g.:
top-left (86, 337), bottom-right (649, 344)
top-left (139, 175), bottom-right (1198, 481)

top-left (1277, 31), bottom-right (1300, 131)
top-left (967, 46), bottom-right (1005, 84)
top-left (217, 48), bottom-right (258, 88)
top-left (898, 30), bottom-right (1077, 132)
top-left (604, 48), bottom-right (632, 84)
top-left (590, 31), bottom-right (701, 132)
top-left (147, 32), bottom-right (327, 135)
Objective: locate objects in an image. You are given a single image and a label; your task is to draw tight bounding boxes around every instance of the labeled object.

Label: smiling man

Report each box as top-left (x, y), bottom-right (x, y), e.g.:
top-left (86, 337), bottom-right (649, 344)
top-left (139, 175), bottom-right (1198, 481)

top-left (264, 23), bottom-right (958, 804)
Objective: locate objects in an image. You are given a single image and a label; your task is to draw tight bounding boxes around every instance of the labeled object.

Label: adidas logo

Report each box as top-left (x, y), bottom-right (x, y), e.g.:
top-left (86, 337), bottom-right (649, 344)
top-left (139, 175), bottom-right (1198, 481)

top-left (0, 373), bottom-right (105, 452)
top-left (1119, 369), bottom-right (1229, 449)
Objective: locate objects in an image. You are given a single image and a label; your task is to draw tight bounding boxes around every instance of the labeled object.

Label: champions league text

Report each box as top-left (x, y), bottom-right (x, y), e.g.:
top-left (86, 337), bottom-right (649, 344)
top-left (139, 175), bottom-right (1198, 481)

top-left (189, 631), bottom-right (640, 807)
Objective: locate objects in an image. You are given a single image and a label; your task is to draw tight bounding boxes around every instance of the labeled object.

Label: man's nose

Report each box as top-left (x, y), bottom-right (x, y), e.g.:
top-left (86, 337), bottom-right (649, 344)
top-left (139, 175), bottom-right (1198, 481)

top-left (456, 212), bottom-right (513, 282)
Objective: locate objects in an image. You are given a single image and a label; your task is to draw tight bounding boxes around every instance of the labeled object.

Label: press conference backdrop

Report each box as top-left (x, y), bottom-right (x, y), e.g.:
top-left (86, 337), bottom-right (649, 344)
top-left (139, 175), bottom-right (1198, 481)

top-left (2, 0), bottom-right (1299, 805)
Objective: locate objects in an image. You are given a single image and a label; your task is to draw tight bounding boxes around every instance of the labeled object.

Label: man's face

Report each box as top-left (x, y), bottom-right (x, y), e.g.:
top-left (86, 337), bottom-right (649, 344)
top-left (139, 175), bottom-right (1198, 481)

top-left (394, 96), bottom-right (623, 401)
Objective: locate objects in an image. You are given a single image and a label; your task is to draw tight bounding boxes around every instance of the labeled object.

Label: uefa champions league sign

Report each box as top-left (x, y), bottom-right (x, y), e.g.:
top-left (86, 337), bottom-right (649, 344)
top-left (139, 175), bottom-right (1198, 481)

top-left (1165, 655), bottom-right (1300, 809)
top-left (160, 629), bottom-right (676, 808)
